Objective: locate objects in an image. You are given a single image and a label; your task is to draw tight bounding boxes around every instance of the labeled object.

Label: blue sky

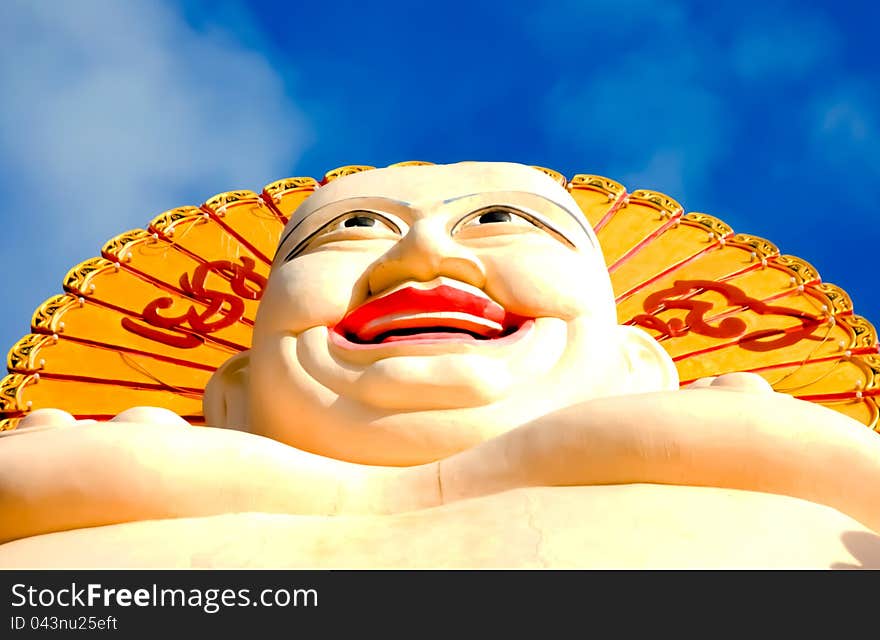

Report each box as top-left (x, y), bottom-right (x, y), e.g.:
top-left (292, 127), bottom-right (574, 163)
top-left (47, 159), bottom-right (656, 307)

top-left (0, 0), bottom-right (878, 355)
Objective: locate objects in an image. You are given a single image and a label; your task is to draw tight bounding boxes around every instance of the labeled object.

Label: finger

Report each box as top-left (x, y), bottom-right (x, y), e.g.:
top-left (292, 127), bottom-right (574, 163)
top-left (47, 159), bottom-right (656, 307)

top-left (17, 409), bottom-right (77, 429)
top-left (709, 372), bottom-right (774, 393)
top-left (109, 407), bottom-right (191, 427)
top-left (686, 377), bottom-right (717, 389)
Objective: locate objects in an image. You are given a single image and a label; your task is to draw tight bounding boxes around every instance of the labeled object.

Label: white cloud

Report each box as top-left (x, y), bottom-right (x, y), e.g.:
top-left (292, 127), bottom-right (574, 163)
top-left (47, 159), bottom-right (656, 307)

top-left (622, 149), bottom-right (688, 199)
top-left (808, 83), bottom-right (880, 194)
top-left (528, 0), bottom-right (731, 208)
top-left (816, 94), bottom-right (874, 146)
top-left (0, 0), bottom-right (310, 348)
top-left (545, 50), bottom-right (728, 207)
top-left (536, 2), bottom-right (850, 210)
top-left (731, 16), bottom-right (840, 81)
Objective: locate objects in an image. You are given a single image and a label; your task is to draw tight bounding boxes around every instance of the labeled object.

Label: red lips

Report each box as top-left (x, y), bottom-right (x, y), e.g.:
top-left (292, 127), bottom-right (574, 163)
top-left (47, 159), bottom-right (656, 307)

top-left (334, 285), bottom-right (528, 344)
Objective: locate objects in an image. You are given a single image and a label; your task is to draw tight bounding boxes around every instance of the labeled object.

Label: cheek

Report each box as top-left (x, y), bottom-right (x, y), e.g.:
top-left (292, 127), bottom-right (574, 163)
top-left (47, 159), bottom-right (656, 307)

top-left (480, 246), bottom-right (610, 320)
top-left (258, 252), bottom-right (377, 332)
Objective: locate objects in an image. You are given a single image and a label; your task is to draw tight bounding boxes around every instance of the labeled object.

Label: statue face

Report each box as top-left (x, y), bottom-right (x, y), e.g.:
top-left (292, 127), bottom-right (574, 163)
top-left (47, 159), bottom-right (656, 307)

top-left (244, 162), bottom-right (671, 464)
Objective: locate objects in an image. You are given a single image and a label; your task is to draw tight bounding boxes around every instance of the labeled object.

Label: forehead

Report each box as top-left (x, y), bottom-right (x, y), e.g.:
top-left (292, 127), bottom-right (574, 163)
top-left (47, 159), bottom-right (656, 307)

top-left (291, 162), bottom-right (576, 221)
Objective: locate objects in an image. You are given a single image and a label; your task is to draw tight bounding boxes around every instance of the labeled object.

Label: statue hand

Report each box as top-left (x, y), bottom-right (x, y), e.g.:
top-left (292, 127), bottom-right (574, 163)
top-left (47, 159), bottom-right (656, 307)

top-left (13, 408), bottom-right (92, 433)
top-left (686, 372), bottom-right (775, 392)
top-left (11, 406), bottom-right (190, 435)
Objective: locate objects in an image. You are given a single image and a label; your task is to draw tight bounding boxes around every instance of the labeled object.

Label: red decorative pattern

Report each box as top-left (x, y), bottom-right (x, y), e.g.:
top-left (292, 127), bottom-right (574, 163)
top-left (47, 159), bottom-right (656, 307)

top-left (121, 257), bottom-right (267, 348)
top-left (631, 280), bottom-right (825, 352)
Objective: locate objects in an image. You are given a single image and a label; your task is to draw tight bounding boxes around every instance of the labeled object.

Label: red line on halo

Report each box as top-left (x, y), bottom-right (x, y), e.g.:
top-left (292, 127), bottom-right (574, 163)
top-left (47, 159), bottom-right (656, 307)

top-left (676, 348), bottom-right (879, 385)
top-left (795, 390), bottom-right (880, 402)
top-left (614, 244), bottom-right (750, 304)
top-left (148, 223), bottom-right (224, 264)
top-left (43, 334), bottom-right (222, 372)
top-left (200, 204), bottom-right (273, 265)
top-left (592, 190), bottom-right (628, 233)
top-left (260, 191), bottom-right (291, 225)
top-left (607, 215), bottom-right (688, 274)
top-left (37, 372), bottom-right (205, 395)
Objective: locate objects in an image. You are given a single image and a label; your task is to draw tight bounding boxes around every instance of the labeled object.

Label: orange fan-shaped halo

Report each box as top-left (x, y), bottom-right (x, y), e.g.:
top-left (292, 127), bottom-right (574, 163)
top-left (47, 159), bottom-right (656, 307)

top-left (1, 162), bottom-right (878, 431)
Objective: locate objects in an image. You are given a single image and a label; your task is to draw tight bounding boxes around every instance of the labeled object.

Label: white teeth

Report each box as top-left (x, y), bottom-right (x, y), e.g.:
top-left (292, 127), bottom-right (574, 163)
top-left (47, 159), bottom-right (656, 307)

top-left (359, 312), bottom-right (503, 341)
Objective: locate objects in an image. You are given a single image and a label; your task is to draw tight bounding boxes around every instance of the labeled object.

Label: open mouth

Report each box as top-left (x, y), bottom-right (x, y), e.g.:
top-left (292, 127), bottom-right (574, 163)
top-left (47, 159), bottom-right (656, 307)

top-left (332, 284), bottom-right (531, 346)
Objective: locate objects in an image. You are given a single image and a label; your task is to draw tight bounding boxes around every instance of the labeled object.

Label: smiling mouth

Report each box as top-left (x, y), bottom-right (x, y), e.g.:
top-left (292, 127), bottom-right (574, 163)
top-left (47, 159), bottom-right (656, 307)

top-left (332, 284), bottom-right (531, 346)
top-left (346, 318), bottom-right (522, 344)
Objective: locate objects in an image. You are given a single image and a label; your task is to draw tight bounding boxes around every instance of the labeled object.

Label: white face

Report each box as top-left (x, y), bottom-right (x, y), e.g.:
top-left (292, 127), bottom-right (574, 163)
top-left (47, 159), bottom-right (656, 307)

top-left (247, 162), bottom-right (636, 465)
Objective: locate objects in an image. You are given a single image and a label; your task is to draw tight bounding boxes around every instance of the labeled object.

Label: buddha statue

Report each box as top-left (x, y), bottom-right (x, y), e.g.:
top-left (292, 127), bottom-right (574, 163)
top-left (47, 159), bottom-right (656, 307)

top-left (1, 162), bottom-right (878, 568)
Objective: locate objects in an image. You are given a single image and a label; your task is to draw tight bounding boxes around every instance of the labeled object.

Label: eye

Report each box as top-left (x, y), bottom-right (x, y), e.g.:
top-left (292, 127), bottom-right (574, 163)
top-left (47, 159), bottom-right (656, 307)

top-left (329, 211), bottom-right (400, 234)
top-left (476, 209), bottom-right (512, 224)
top-left (456, 207), bottom-right (538, 231)
top-left (342, 214), bottom-right (377, 228)
top-left (281, 211), bottom-right (403, 262)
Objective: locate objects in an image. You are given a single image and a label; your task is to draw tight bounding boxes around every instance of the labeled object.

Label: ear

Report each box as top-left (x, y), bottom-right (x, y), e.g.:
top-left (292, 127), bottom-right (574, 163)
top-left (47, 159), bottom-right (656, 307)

top-left (615, 325), bottom-right (679, 393)
top-left (203, 350), bottom-right (251, 430)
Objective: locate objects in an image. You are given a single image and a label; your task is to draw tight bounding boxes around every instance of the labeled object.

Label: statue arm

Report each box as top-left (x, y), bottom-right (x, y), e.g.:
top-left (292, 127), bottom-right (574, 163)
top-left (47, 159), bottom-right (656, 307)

top-left (436, 388), bottom-right (880, 533)
top-left (0, 409), bottom-right (440, 544)
top-left (5, 386), bottom-right (879, 545)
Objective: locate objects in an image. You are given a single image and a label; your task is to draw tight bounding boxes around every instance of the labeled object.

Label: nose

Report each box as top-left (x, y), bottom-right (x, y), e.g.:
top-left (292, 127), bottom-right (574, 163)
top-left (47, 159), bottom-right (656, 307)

top-left (367, 218), bottom-right (486, 294)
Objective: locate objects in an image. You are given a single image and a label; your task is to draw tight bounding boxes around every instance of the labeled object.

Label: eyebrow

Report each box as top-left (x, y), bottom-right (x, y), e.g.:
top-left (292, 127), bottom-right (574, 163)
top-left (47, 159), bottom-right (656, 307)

top-left (276, 196), bottom-right (411, 256)
top-left (276, 189), bottom-right (598, 262)
top-left (442, 191), bottom-right (596, 244)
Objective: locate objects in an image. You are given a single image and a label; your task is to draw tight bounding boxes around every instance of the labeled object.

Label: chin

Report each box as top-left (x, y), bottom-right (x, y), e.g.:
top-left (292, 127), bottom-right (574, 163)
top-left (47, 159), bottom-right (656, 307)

top-left (351, 355), bottom-right (516, 410)
top-left (294, 318), bottom-right (574, 411)
top-left (253, 392), bottom-right (497, 466)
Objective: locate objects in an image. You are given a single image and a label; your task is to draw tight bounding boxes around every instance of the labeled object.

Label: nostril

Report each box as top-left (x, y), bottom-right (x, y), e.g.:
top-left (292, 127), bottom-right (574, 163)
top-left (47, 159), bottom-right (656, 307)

top-left (365, 225), bottom-right (487, 295)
